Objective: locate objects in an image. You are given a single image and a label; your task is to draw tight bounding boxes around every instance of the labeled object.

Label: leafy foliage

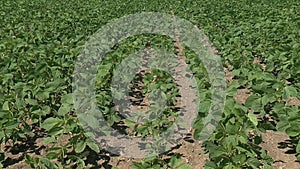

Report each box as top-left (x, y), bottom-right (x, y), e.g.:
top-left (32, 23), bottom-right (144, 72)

top-left (0, 0), bottom-right (299, 168)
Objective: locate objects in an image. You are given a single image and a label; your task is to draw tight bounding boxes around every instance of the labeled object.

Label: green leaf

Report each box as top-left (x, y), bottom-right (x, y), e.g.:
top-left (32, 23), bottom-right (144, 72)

top-left (125, 119), bottom-right (137, 127)
top-left (41, 106), bottom-right (51, 116)
top-left (75, 140), bottom-right (87, 153)
top-left (0, 111), bottom-right (9, 118)
top-left (48, 127), bottom-right (64, 136)
top-left (36, 91), bottom-right (50, 100)
top-left (40, 158), bottom-right (55, 168)
top-left (237, 135), bottom-right (248, 144)
top-left (283, 86), bottom-right (298, 99)
top-left (205, 161), bottom-right (217, 168)
top-left (5, 120), bottom-right (19, 130)
top-left (86, 140), bottom-right (100, 153)
top-left (57, 104), bottom-right (72, 116)
top-left (296, 140), bottom-right (300, 153)
top-left (199, 100), bottom-right (211, 113)
top-left (285, 123), bottom-right (300, 137)
top-left (43, 137), bottom-right (56, 144)
top-left (25, 98), bottom-right (38, 106)
top-left (78, 114), bottom-right (100, 130)
top-left (77, 158), bottom-right (86, 168)
top-left (261, 95), bottom-right (275, 106)
top-left (46, 152), bottom-right (59, 159)
top-left (262, 164), bottom-right (273, 169)
top-left (247, 157), bottom-right (261, 168)
top-left (2, 101), bottom-right (9, 111)
top-left (232, 154), bottom-right (246, 164)
top-left (0, 131), bottom-right (5, 139)
top-left (61, 93), bottom-right (74, 105)
top-left (248, 113), bottom-right (258, 126)
top-left (245, 94), bottom-right (262, 112)
top-left (224, 163), bottom-right (234, 169)
top-left (41, 117), bottom-right (63, 131)
top-left (132, 162), bottom-right (145, 169)
top-left (276, 120), bottom-right (290, 132)
top-left (168, 155), bottom-right (192, 169)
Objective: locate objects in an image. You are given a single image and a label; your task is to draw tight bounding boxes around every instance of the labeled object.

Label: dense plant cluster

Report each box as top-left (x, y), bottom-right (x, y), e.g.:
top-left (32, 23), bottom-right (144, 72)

top-left (0, 0), bottom-right (299, 168)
